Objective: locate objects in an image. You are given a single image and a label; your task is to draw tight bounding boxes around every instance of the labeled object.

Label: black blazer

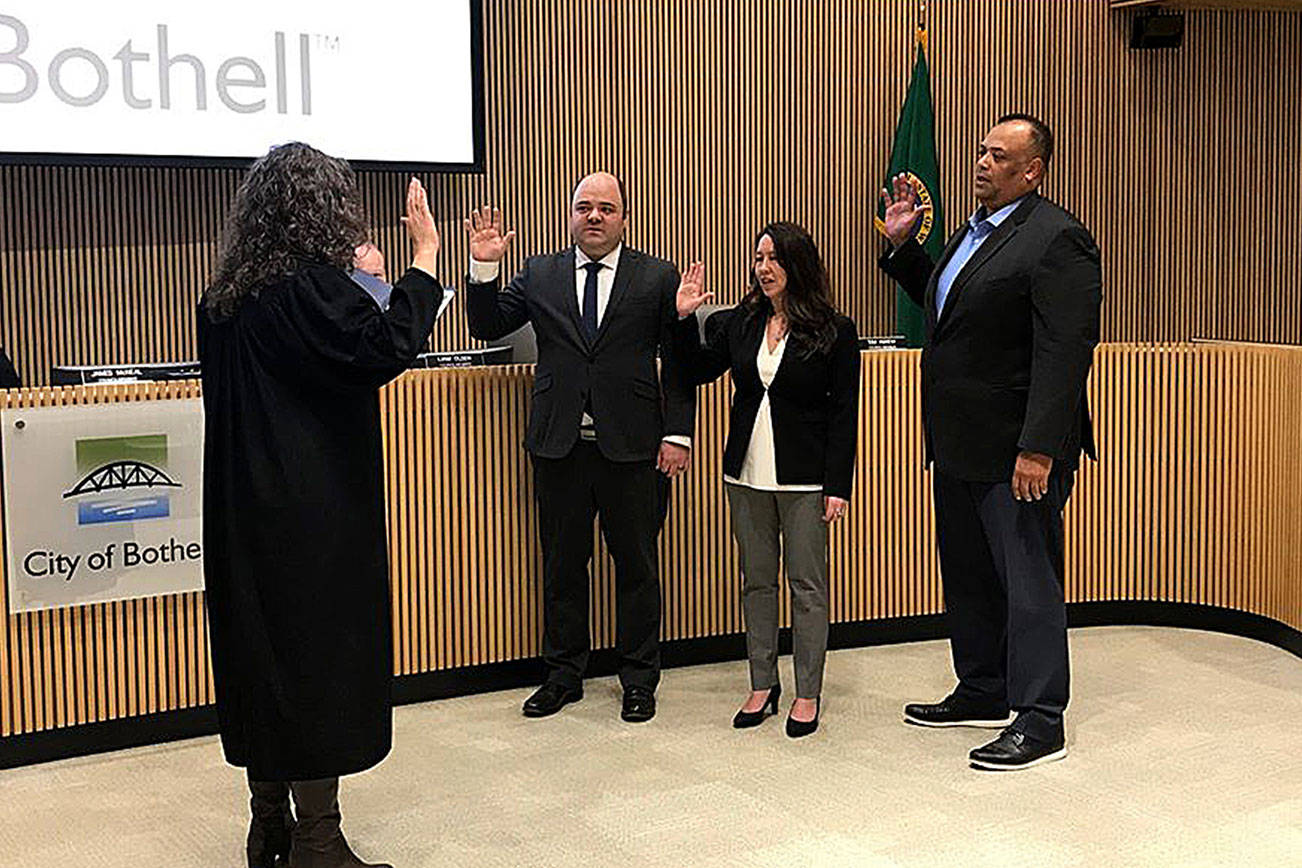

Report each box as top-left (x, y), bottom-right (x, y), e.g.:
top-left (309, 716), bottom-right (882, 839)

top-left (674, 307), bottom-right (861, 499)
top-left (466, 246), bottom-right (695, 462)
top-left (880, 193), bottom-right (1102, 482)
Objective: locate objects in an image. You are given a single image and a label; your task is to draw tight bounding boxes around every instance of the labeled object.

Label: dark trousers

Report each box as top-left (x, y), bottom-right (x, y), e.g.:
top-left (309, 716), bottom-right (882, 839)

top-left (531, 441), bottom-right (663, 691)
top-left (931, 465), bottom-right (1075, 742)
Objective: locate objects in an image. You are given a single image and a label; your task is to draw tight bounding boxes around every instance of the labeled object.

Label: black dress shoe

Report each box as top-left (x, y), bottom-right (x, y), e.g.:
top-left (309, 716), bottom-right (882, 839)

top-left (621, 686), bottom-right (656, 722)
top-left (522, 682), bottom-right (583, 718)
top-left (785, 697), bottom-right (820, 738)
top-left (969, 728), bottom-right (1067, 771)
top-left (732, 684), bottom-right (781, 729)
top-left (903, 694), bottom-right (1014, 728)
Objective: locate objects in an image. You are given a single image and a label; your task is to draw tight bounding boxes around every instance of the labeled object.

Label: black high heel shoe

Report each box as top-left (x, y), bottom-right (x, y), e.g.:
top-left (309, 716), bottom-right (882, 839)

top-left (786, 697), bottom-right (821, 738)
top-left (732, 684), bottom-right (781, 728)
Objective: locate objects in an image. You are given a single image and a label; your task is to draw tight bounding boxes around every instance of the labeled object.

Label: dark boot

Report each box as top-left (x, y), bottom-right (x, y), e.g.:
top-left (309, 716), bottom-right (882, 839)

top-left (288, 778), bottom-right (391, 868)
top-left (247, 776), bottom-right (294, 868)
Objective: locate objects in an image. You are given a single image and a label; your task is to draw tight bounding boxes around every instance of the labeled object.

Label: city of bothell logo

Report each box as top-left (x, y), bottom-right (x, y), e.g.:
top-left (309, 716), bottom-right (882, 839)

top-left (62, 434), bottom-right (181, 525)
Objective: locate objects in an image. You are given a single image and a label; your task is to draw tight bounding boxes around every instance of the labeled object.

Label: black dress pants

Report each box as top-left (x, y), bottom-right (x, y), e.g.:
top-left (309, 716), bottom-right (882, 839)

top-left (531, 441), bottom-right (663, 691)
top-left (931, 465), bottom-right (1075, 741)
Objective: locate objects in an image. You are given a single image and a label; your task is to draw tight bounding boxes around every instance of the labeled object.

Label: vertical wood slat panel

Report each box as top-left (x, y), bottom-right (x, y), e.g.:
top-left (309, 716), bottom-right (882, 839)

top-left (3, 2), bottom-right (1301, 387)
top-left (5, 342), bottom-right (1302, 741)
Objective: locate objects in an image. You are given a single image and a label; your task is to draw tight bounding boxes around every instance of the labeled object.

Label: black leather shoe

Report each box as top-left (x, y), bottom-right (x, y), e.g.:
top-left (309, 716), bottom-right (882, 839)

top-left (969, 728), bottom-right (1067, 771)
top-left (621, 686), bottom-right (656, 722)
top-left (522, 682), bottom-right (583, 718)
top-left (785, 697), bottom-right (820, 738)
top-left (732, 684), bottom-right (781, 729)
top-left (903, 694), bottom-right (1014, 728)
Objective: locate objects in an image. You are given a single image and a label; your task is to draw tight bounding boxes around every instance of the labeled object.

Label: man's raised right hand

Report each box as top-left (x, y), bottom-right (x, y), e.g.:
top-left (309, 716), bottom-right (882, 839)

top-left (464, 205), bottom-right (516, 263)
top-left (879, 173), bottom-right (932, 248)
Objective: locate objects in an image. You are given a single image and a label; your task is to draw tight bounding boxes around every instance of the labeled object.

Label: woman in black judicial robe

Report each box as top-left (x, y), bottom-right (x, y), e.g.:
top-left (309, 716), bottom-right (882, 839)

top-left (199, 143), bottom-right (441, 868)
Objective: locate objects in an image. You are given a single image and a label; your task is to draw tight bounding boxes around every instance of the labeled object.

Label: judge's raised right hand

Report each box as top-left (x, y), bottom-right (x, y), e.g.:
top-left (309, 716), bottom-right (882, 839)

top-left (676, 262), bottom-right (713, 319)
top-left (464, 205), bottom-right (516, 262)
top-left (401, 177), bottom-right (441, 275)
top-left (879, 173), bottom-right (932, 248)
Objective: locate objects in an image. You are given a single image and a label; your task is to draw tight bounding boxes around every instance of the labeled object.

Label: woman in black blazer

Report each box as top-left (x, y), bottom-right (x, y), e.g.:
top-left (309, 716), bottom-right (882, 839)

top-left (675, 222), bottom-right (860, 737)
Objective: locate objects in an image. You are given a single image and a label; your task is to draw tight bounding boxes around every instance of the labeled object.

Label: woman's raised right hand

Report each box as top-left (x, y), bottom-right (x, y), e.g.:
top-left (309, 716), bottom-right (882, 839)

top-left (400, 177), bottom-right (441, 273)
top-left (676, 261), bottom-right (713, 319)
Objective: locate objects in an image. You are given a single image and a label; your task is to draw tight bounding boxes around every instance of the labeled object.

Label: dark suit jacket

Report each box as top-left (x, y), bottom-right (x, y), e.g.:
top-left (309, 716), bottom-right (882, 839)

top-left (880, 193), bottom-right (1101, 482)
top-left (674, 307), bottom-right (861, 499)
top-left (0, 347), bottom-right (18, 388)
top-left (465, 246), bottom-right (695, 462)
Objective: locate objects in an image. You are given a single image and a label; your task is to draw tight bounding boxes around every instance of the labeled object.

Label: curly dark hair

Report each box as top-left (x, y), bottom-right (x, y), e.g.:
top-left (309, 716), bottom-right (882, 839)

top-left (204, 142), bottom-right (368, 321)
top-left (741, 221), bottom-right (839, 357)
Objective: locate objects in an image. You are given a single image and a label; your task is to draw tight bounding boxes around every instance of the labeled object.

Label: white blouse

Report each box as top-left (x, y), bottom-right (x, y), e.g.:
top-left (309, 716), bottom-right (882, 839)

top-left (724, 331), bottom-right (822, 492)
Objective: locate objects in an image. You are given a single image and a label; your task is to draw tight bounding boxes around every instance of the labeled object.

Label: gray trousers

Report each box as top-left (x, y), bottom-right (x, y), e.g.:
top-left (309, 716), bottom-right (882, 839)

top-left (725, 484), bottom-right (829, 698)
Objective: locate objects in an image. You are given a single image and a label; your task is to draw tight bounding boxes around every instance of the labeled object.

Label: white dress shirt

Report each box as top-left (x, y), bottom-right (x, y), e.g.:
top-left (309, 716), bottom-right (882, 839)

top-left (469, 245), bottom-right (690, 450)
top-left (724, 332), bottom-right (821, 492)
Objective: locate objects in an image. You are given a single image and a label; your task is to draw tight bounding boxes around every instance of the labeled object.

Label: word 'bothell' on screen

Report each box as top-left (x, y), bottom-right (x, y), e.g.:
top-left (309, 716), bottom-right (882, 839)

top-left (0, 15), bottom-right (314, 114)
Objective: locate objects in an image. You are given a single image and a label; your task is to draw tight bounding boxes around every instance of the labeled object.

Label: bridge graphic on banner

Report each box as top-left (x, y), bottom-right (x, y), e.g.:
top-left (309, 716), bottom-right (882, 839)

top-left (62, 460), bottom-right (182, 499)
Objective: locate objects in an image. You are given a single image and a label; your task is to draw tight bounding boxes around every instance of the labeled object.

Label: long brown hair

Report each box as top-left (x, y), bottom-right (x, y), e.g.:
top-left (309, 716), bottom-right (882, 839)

top-left (741, 221), bottom-right (838, 357)
top-left (204, 142), bottom-right (368, 321)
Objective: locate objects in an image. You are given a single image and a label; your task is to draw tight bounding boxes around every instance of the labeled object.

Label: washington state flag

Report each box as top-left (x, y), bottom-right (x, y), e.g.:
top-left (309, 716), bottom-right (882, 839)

top-left (875, 25), bottom-right (945, 348)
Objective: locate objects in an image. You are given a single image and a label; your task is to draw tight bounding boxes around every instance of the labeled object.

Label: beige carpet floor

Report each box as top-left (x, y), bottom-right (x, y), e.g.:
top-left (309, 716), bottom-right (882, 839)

top-left (1, 625), bottom-right (1299, 868)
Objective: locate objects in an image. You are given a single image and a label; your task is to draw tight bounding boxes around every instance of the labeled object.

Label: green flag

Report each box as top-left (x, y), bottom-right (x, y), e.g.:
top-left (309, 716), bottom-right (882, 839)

top-left (876, 25), bottom-right (944, 348)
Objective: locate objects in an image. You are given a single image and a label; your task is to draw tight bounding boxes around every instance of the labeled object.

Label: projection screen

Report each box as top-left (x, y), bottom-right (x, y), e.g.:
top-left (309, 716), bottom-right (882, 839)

top-left (0, 1), bottom-right (483, 169)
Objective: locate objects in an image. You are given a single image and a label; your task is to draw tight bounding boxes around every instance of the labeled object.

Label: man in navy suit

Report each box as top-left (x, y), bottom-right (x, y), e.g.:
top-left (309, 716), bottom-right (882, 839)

top-left (879, 114), bottom-right (1102, 770)
top-left (463, 173), bottom-right (695, 723)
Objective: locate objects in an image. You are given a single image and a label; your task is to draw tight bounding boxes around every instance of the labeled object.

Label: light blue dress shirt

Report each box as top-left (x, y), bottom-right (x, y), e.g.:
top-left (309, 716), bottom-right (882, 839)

top-left (934, 196), bottom-right (1027, 317)
top-left (351, 268), bottom-right (393, 310)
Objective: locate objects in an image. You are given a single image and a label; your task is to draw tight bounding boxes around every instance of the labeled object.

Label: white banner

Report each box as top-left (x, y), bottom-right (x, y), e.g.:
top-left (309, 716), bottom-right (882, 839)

top-left (2, 401), bottom-right (204, 613)
top-left (0, 1), bottom-right (476, 165)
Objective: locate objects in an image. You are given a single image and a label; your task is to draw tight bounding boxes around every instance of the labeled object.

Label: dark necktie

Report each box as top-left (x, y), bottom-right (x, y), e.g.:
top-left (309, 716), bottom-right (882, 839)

top-left (581, 261), bottom-right (602, 342)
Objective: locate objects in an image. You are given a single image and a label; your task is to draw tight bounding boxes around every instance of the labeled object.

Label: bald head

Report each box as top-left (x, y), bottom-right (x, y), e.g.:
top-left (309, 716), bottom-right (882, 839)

top-left (570, 172), bottom-right (629, 258)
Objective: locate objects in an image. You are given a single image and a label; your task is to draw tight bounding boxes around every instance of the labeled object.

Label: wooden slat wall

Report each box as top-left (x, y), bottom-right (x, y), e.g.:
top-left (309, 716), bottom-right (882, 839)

top-left (3, 1), bottom-right (1301, 386)
top-left (4, 343), bottom-right (1301, 739)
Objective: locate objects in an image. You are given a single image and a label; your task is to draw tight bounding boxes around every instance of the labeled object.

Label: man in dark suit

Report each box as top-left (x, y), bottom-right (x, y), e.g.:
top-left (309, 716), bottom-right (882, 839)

top-left (463, 172), bottom-right (695, 723)
top-left (879, 114), bottom-right (1101, 770)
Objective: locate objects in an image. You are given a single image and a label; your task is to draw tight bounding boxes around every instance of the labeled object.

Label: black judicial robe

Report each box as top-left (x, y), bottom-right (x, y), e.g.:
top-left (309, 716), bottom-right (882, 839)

top-left (198, 263), bottom-right (439, 780)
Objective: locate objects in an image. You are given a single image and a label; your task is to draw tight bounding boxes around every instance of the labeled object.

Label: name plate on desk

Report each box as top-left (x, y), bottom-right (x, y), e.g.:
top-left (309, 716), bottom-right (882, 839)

top-left (1, 401), bottom-right (205, 614)
top-left (51, 362), bottom-right (202, 386)
top-left (410, 347), bottom-right (513, 369)
top-left (857, 335), bottom-right (908, 350)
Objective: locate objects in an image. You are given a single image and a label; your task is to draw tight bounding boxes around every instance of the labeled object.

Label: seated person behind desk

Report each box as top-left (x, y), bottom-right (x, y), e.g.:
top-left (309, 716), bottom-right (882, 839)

top-left (674, 222), bottom-right (861, 738)
top-left (352, 241), bottom-right (393, 310)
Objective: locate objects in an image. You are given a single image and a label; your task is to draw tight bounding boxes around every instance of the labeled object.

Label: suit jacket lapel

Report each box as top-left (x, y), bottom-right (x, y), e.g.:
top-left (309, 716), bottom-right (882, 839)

top-left (935, 195), bottom-right (1039, 334)
top-left (927, 226), bottom-right (971, 326)
top-left (593, 247), bottom-right (634, 349)
top-left (556, 247), bottom-right (589, 349)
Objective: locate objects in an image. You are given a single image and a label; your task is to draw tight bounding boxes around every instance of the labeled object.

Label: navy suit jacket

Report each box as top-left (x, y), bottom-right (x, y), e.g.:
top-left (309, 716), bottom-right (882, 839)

top-left (880, 194), bottom-right (1101, 482)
